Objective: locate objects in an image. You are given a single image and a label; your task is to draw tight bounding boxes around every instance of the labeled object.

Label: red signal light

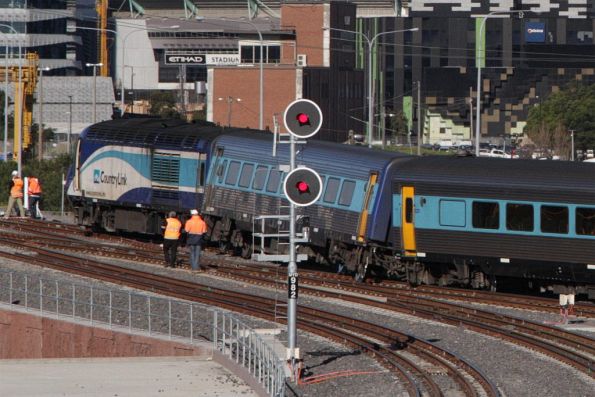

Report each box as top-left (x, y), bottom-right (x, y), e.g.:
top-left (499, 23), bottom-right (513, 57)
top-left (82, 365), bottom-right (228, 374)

top-left (296, 113), bottom-right (310, 126)
top-left (296, 181), bottom-right (309, 193)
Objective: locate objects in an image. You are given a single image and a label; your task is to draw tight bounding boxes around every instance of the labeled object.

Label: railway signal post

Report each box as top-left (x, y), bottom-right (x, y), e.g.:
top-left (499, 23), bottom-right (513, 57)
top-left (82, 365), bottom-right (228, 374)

top-left (283, 99), bottom-right (323, 378)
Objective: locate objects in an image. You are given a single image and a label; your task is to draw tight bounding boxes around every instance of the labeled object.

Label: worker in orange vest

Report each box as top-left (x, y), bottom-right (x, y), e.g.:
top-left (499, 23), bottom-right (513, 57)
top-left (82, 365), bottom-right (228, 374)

top-left (161, 211), bottom-right (182, 268)
top-left (5, 171), bottom-right (25, 218)
top-left (184, 209), bottom-right (208, 271)
top-left (28, 175), bottom-right (42, 219)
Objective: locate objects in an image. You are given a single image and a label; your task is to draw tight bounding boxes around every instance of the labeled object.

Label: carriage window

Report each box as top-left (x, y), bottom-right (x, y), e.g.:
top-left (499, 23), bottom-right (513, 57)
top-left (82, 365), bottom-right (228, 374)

top-left (238, 163), bottom-right (254, 188)
top-left (506, 203), bottom-right (534, 231)
top-left (217, 160), bottom-right (227, 184)
top-left (338, 180), bottom-right (356, 206)
top-left (324, 177), bottom-right (340, 203)
top-left (225, 161), bottom-right (241, 186)
top-left (252, 166), bottom-right (268, 190)
top-left (541, 205), bottom-right (568, 234)
top-left (266, 169), bottom-right (282, 193)
top-left (405, 198), bottom-right (413, 223)
top-left (472, 201), bottom-right (499, 229)
top-left (576, 207), bottom-right (595, 236)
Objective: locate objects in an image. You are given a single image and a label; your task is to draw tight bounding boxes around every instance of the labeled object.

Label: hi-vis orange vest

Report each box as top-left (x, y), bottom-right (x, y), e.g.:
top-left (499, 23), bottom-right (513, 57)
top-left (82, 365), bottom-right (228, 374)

top-left (164, 217), bottom-right (182, 240)
top-left (28, 177), bottom-right (42, 195)
top-left (184, 215), bottom-right (207, 235)
top-left (10, 177), bottom-right (23, 198)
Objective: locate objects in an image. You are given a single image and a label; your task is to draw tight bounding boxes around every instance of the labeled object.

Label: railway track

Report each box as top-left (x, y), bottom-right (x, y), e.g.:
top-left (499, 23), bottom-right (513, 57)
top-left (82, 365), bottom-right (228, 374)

top-left (0, 221), bottom-right (501, 397)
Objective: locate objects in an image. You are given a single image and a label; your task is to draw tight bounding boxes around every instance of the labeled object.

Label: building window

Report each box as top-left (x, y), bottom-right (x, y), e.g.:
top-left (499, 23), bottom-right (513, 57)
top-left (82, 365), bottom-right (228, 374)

top-left (240, 44), bottom-right (281, 64)
top-left (576, 207), bottom-right (595, 236)
top-left (506, 203), bottom-right (534, 231)
top-left (472, 201), bottom-right (499, 229)
top-left (541, 205), bottom-right (568, 234)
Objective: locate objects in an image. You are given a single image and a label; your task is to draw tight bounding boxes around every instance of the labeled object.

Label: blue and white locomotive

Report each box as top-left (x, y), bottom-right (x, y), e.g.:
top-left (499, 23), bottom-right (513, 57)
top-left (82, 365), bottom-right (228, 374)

top-left (66, 118), bottom-right (595, 298)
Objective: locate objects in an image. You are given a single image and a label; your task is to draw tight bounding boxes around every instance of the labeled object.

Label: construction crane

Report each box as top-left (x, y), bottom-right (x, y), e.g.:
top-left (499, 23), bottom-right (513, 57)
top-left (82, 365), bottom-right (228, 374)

top-left (0, 53), bottom-right (38, 160)
top-left (96, 0), bottom-right (109, 77)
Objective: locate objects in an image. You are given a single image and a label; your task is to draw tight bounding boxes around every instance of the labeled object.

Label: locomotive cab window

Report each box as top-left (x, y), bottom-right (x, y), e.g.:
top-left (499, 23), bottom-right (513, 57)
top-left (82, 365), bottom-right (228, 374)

top-left (541, 205), bottom-right (568, 234)
top-left (238, 163), bottom-right (254, 188)
top-left (472, 201), bottom-right (499, 229)
top-left (576, 207), bottom-right (595, 236)
top-left (225, 161), bottom-right (241, 186)
top-left (506, 203), bottom-right (534, 232)
top-left (338, 180), bottom-right (356, 206)
top-left (252, 166), bottom-right (268, 190)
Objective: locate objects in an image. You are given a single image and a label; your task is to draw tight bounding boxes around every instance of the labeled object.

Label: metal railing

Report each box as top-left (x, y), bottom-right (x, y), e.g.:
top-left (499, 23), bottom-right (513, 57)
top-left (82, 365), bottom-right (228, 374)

top-left (0, 268), bottom-right (287, 396)
top-left (212, 309), bottom-right (287, 397)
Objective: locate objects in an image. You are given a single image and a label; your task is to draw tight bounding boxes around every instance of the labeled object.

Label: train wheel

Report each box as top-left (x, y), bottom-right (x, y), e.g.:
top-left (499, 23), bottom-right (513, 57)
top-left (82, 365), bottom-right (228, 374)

top-left (354, 263), bottom-right (367, 283)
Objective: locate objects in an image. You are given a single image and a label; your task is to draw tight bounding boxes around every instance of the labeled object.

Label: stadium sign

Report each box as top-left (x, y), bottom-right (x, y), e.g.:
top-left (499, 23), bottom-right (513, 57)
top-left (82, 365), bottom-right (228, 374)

top-left (165, 53), bottom-right (240, 65)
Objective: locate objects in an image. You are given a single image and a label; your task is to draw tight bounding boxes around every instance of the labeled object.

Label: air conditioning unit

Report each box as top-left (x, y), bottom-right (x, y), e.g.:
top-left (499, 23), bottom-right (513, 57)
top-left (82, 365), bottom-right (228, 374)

top-left (296, 54), bottom-right (307, 67)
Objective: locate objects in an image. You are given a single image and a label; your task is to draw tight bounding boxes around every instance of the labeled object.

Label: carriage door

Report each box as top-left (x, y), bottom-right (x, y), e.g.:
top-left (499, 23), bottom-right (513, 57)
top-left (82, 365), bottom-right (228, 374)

top-left (401, 186), bottom-right (417, 256)
top-left (356, 172), bottom-right (378, 242)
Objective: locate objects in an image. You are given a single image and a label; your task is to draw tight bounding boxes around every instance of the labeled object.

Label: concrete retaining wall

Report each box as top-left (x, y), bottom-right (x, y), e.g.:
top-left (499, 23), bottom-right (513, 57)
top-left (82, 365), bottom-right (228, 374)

top-left (0, 308), bottom-right (210, 359)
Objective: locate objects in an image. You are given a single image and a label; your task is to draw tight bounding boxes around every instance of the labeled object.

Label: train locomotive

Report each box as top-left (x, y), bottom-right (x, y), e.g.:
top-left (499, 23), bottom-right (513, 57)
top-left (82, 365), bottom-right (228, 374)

top-left (66, 119), bottom-right (595, 299)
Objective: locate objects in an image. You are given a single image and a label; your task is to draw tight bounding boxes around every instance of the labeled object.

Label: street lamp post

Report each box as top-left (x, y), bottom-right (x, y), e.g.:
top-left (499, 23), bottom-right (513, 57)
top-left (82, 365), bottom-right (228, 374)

top-left (38, 66), bottom-right (50, 161)
top-left (0, 24), bottom-right (22, 174)
top-left (77, 25), bottom-right (179, 117)
top-left (326, 27), bottom-right (418, 148)
top-left (570, 129), bottom-right (575, 161)
top-left (218, 96), bottom-right (241, 127)
top-left (85, 63), bottom-right (103, 124)
top-left (1, 33), bottom-right (9, 162)
top-left (475, 10), bottom-right (525, 156)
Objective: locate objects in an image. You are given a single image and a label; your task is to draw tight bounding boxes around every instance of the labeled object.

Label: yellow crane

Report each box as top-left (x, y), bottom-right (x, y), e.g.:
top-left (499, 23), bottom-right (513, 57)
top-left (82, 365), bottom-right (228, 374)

top-left (96, 0), bottom-right (109, 77)
top-left (0, 53), bottom-right (38, 160)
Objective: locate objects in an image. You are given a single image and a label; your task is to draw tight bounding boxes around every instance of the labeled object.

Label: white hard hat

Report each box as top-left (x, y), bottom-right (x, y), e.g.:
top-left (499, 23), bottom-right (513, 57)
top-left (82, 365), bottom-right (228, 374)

top-left (11, 170), bottom-right (17, 176)
top-left (190, 209), bottom-right (198, 215)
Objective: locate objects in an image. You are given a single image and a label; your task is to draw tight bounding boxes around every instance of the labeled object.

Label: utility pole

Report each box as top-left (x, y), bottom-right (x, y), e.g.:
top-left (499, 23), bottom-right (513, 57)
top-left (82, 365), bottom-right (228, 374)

top-left (68, 95), bottom-right (72, 155)
top-left (570, 129), bottom-right (575, 161)
top-left (381, 105), bottom-right (386, 149)
top-left (469, 86), bottom-right (473, 151)
top-left (38, 67), bottom-right (50, 161)
top-left (416, 81), bottom-right (421, 156)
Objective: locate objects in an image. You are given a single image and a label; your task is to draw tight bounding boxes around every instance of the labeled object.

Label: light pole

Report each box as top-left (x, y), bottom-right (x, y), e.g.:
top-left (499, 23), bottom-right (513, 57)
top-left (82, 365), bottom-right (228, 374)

top-left (67, 95), bottom-right (72, 155)
top-left (124, 65), bottom-right (135, 114)
top-left (85, 63), bottom-right (103, 124)
top-left (0, 24), bottom-right (22, 173)
top-left (1, 32), bottom-right (9, 162)
top-left (475, 10), bottom-right (526, 156)
top-left (218, 96), bottom-right (241, 127)
top-left (37, 66), bottom-right (50, 161)
top-left (327, 27), bottom-right (418, 148)
top-left (77, 25), bottom-right (179, 117)
top-left (199, 17), bottom-right (264, 130)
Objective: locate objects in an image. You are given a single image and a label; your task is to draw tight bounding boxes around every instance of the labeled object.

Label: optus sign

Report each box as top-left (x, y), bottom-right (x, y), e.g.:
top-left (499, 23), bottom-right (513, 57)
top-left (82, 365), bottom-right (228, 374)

top-left (525, 22), bottom-right (546, 43)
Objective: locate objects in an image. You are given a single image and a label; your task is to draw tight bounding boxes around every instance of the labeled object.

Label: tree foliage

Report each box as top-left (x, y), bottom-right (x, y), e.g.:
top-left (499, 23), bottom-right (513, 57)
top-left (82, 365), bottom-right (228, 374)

top-left (149, 91), bottom-right (181, 119)
top-left (525, 83), bottom-right (595, 157)
top-left (0, 154), bottom-right (72, 212)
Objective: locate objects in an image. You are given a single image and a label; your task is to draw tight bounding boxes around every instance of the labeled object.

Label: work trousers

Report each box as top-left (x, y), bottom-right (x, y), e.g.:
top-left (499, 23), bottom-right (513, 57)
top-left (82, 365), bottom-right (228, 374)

top-left (29, 195), bottom-right (41, 219)
top-left (163, 238), bottom-right (179, 267)
top-left (5, 196), bottom-right (24, 218)
top-left (188, 243), bottom-right (202, 270)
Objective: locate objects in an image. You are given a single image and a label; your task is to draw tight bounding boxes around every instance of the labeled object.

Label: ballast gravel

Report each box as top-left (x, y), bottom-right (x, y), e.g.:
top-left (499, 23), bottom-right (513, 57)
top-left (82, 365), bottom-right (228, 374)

top-left (0, 244), bottom-right (594, 397)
